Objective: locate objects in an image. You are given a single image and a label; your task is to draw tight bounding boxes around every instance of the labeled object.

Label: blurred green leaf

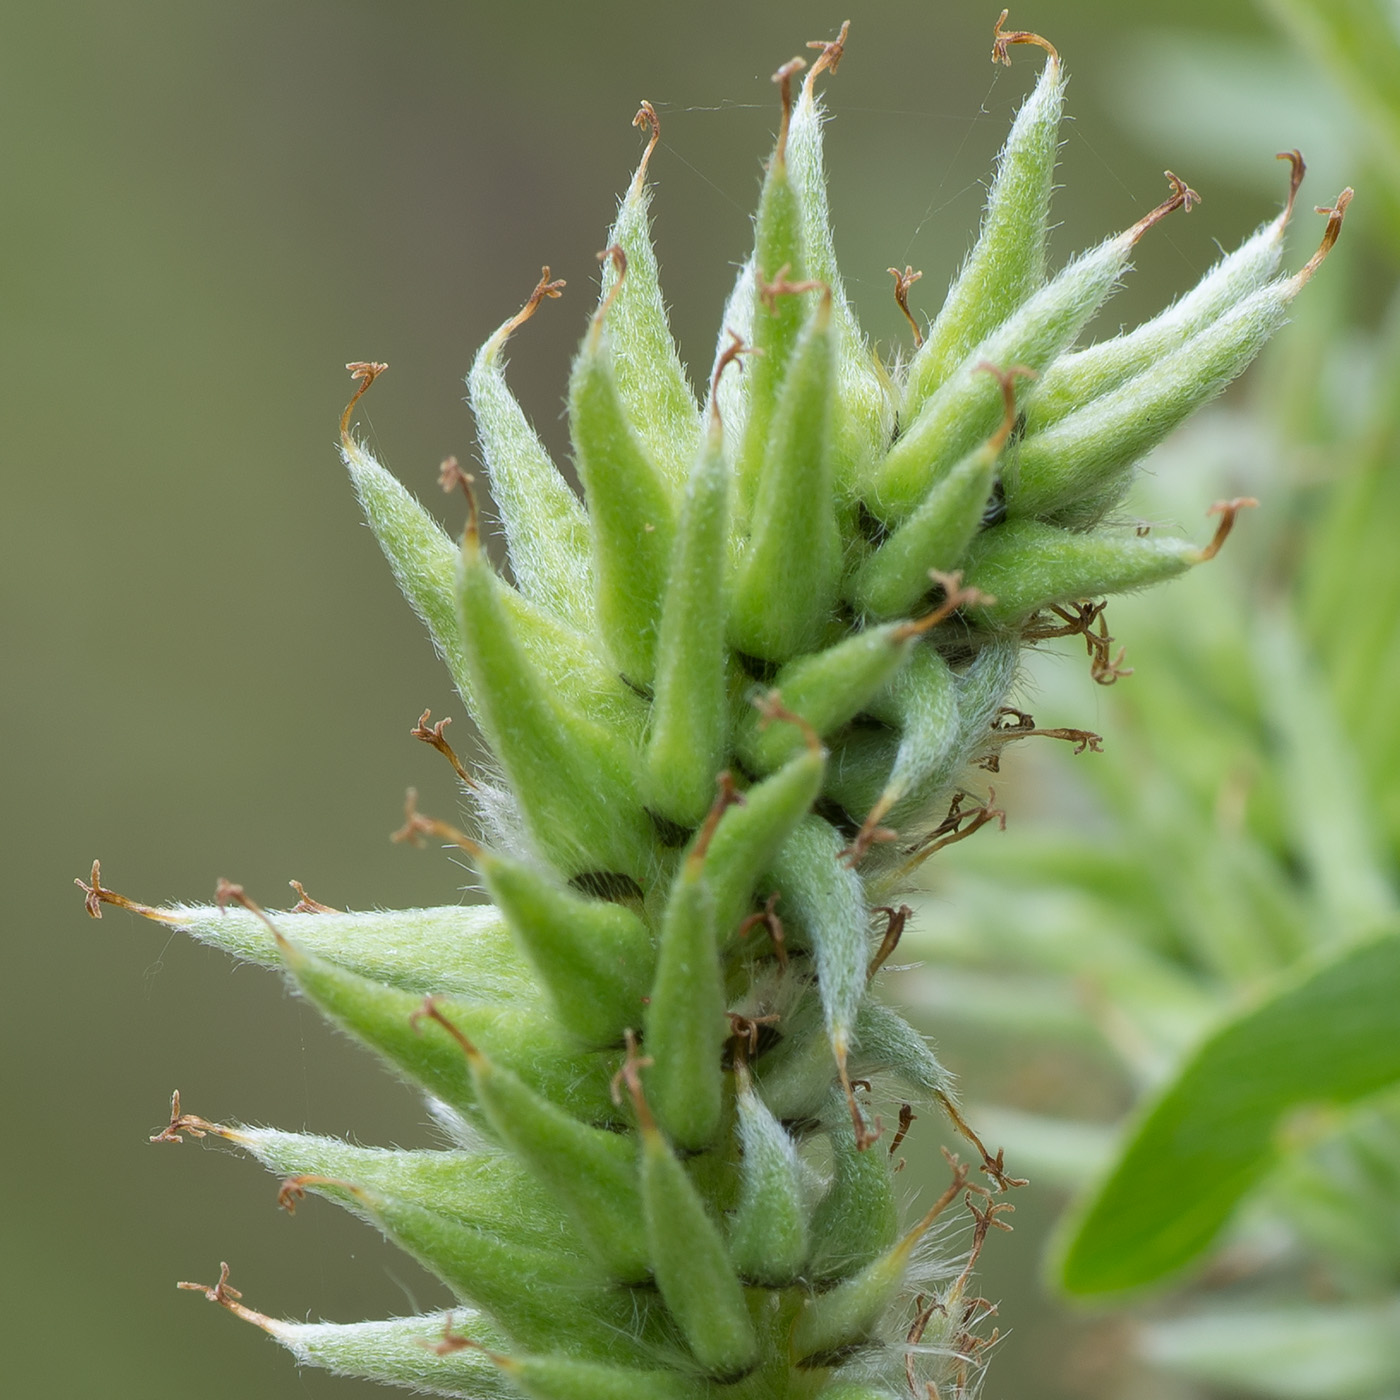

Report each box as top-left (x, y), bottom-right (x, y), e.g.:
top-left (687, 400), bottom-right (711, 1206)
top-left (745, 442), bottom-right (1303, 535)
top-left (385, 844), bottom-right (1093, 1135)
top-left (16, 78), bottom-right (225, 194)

top-left (1057, 929), bottom-right (1400, 1295)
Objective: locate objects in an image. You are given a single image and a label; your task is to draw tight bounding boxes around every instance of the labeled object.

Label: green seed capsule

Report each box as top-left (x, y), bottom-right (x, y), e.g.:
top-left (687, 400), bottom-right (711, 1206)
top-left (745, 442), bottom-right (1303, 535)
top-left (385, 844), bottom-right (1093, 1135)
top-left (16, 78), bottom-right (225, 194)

top-left (734, 624), bottom-right (915, 775)
top-left (729, 294), bottom-right (839, 661)
top-left (569, 299), bottom-right (678, 687)
top-left (1007, 278), bottom-right (1298, 523)
top-left (961, 517), bottom-right (1212, 626)
top-left (457, 529), bottom-right (654, 879)
top-left (469, 279), bottom-right (595, 631)
top-left (789, 62), bottom-right (891, 489)
top-left (728, 1065), bottom-right (810, 1284)
top-left (644, 855), bottom-right (729, 1151)
top-left (151, 901), bottom-right (534, 1001)
top-left (767, 816), bottom-right (867, 1063)
top-left (808, 1115), bottom-right (899, 1279)
top-left (495, 1353), bottom-right (708, 1400)
top-left (736, 77), bottom-right (808, 516)
top-left (320, 1184), bottom-right (631, 1359)
top-left (232, 1128), bottom-right (581, 1252)
top-left (852, 433), bottom-right (1001, 621)
top-left (464, 1036), bottom-right (651, 1282)
top-left (280, 943), bottom-right (621, 1127)
top-left (871, 177), bottom-right (1195, 522)
top-left (790, 1200), bottom-right (943, 1361)
top-left (344, 438), bottom-right (475, 703)
top-left (598, 108), bottom-right (703, 492)
top-left (476, 848), bottom-right (655, 1047)
top-left (1024, 155), bottom-right (1301, 432)
top-left (645, 421), bottom-right (733, 827)
top-left (903, 45), bottom-right (1066, 417)
top-left (638, 1112), bottom-right (760, 1376)
top-left (705, 743), bottom-right (827, 944)
top-left (266, 1311), bottom-right (517, 1397)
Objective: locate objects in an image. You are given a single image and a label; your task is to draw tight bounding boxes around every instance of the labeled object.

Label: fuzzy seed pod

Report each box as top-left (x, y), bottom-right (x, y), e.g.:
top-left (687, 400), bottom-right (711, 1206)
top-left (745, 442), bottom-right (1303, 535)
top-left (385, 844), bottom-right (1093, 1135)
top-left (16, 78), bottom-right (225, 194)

top-left (94, 18), bottom-right (1342, 1400)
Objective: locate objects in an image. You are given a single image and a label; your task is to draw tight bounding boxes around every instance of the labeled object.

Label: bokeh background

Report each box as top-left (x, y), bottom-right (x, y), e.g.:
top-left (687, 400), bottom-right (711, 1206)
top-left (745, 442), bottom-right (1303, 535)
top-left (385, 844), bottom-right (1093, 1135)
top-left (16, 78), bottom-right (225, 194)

top-left (0, 2), bottom-right (1369, 1395)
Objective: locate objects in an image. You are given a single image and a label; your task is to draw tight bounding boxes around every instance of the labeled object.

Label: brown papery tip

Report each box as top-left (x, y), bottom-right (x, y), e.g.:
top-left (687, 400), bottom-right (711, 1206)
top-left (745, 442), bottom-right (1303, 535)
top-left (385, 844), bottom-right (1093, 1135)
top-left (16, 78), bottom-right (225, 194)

top-left (437, 456), bottom-right (480, 546)
top-left (975, 361), bottom-right (1037, 452)
top-left (894, 569), bottom-right (996, 640)
top-left (689, 771), bottom-right (745, 868)
top-left (411, 708), bottom-right (477, 789)
top-left (836, 1041), bottom-right (881, 1150)
top-left (177, 1263), bottom-right (279, 1335)
top-left (149, 1088), bottom-right (240, 1145)
top-left (215, 878), bottom-right (292, 951)
top-left (1295, 189), bottom-right (1354, 286)
top-left (631, 101), bottom-right (660, 191)
top-left (757, 266), bottom-right (830, 316)
top-left (888, 266), bottom-right (924, 347)
top-left (1125, 171), bottom-right (1201, 244)
top-left (839, 789), bottom-right (898, 868)
top-left (341, 361), bottom-right (388, 443)
top-left (991, 10), bottom-right (1059, 67)
top-left (410, 994), bottom-right (481, 1061)
top-left (391, 787), bottom-right (481, 856)
top-left (421, 1313), bottom-right (501, 1360)
top-left (590, 244), bottom-right (628, 341)
top-left (771, 57), bottom-right (807, 165)
top-left (489, 267), bottom-right (566, 354)
top-left (277, 1172), bottom-right (363, 1215)
top-left (709, 329), bottom-right (755, 428)
top-left (1197, 497), bottom-right (1258, 562)
top-left (75, 859), bottom-right (176, 924)
top-left (754, 689), bottom-right (822, 757)
top-left (612, 1029), bottom-right (656, 1130)
top-left (289, 879), bottom-right (338, 914)
top-left (1276, 150), bottom-right (1306, 224)
top-left (804, 20), bottom-right (850, 95)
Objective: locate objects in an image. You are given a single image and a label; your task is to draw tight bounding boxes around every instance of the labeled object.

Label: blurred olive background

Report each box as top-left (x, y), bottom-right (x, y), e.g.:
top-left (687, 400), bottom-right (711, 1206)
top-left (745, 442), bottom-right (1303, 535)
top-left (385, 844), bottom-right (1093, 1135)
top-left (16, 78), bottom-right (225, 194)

top-left (0, 1), bottom-right (1338, 1395)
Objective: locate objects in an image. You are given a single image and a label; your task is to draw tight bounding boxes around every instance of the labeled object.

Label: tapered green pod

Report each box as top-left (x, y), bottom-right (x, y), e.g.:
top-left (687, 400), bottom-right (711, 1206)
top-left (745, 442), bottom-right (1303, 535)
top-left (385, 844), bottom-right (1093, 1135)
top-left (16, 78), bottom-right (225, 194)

top-left (597, 106), bottom-right (704, 492)
top-left (1007, 260), bottom-right (1328, 522)
top-left (808, 1116), bottom-right (900, 1279)
top-left (632, 1080), bottom-right (759, 1377)
top-left (788, 39), bottom-right (891, 489)
top-left (870, 176), bottom-right (1196, 521)
top-left (645, 417), bottom-right (732, 827)
top-left (307, 1186), bottom-right (621, 1356)
top-left (456, 1026), bottom-right (651, 1283)
top-left (468, 275), bottom-right (595, 631)
top-left (904, 29), bottom-right (1065, 416)
top-left (265, 1311), bottom-right (517, 1397)
top-left (150, 900), bottom-right (534, 1001)
top-left (457, 522), bottom-right (654, 879)
top-left (643, 844), bottom-right (729, 1151)
top-left (962, 507), bottom-right (1251, 626)
top-left (703, 740), bottom-right (827, 942)
top-left (735, 62), bottom-right (809, 516)
top-left (728, 1065), bottom-right (810, 1284)
top-left (767, 816), bottom-right (867, 1064)
top-left (854, 367), bottom-right (1024, 619)
top-left (1024, 154), bottom-right (1301, 432)
top-left (729, 291), bottom-right (839, 661)
top-left (734, 624), bottom-right (915, 775)
top-left (569, 279), bottom-right (678, 687)
top-left (476, 847), bottom-right (655, 1047)
top-left (276, 940), bottom-right (621, 1127)
top-left (230, 1128), bottom-right (581, 1251)
top-left (494, 1353), bottom-right (708, 1400)
top-left (790, 1200), bottom-right (945, 1361)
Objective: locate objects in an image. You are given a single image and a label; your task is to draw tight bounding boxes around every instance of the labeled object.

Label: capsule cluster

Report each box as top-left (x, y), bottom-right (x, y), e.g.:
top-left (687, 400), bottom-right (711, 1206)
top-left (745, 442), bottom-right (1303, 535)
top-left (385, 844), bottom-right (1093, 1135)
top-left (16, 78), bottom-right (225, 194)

top-left (91, 16), bottom-right (1345, 1400)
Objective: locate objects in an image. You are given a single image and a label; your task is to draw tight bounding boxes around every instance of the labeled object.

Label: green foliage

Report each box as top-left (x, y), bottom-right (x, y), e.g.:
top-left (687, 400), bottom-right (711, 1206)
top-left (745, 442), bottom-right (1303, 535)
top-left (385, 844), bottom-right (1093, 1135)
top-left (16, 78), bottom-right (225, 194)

top-left (87, 16), bottom-right (1340, 1400)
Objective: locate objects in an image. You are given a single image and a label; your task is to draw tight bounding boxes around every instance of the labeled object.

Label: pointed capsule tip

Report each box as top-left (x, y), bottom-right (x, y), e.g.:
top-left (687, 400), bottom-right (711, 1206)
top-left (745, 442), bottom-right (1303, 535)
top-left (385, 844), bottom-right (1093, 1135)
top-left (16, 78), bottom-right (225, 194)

top-left (991, 10), bottom-right (1060, 67)
top-left (485, 268), bottom-right (566, 360)
top-left (803, 21), bottom-right (850, 99)
top-left (341, 362), bottom-right (387, 444)
top-left (771, 57), bottom-right (807, 165)
top-left (630, 101), bottom-right (661, 194)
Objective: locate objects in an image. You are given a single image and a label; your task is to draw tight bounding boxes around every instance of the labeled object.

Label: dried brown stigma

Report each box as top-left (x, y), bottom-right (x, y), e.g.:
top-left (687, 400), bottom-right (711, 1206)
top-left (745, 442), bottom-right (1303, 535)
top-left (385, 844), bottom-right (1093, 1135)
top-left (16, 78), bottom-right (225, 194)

top-left (889, 266), bottom-right (924, 347)
top-left (341, 361), bottom-right (388, 443)
top-left (991, 10), bottom-right (1059, 66)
